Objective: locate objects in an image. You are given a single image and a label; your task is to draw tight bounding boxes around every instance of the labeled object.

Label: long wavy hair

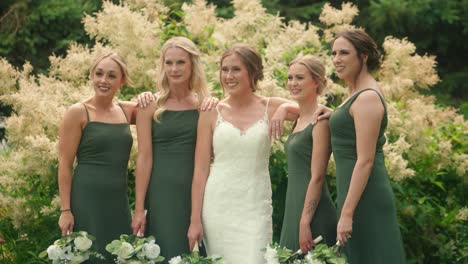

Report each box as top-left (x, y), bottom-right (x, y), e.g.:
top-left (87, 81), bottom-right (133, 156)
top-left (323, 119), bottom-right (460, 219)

top-left (153, 36), bottom-right (209, 122)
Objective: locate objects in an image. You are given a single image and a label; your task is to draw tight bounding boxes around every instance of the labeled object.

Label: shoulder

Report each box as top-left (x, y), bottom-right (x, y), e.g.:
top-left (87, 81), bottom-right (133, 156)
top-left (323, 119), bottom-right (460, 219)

top-left (118, 100), bottom-right (137, 114)
top-left (198, 107), bottom-right (217, 130)
top-left (312, 119), bottom-right (329, 135)
top-left (351, 89), bottom-right (385, 118)
top-left (265, 96), bottom-right (289, 107)
top-left (354, 89), bottom-right (384, 106)
top-left (118, 100), bottom-right (137, 109)
top-left (136, 100), bottom-right (158, 117)
top-left (61, 103), bottom-right (87, 128)
top-left (64, 103), bottom-right (86, 120)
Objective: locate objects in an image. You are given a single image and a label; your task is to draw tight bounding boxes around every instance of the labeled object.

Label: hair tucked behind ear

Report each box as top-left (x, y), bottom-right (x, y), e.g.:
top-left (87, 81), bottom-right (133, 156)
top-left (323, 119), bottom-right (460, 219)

top-left (289, 55), bottom-right (327, 94)
top-left (220, 45), bottom-right (264, 92)
top-left (90, 52), bottom-right (134, 87)
top-left (334, 29), bottom-right (381, 71)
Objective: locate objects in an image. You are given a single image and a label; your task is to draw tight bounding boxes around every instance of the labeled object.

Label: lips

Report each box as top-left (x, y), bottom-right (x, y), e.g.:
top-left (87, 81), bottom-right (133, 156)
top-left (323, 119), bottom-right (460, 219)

top-left (290, 88), bottom-right (301, 95)
top-left (225, 82), bottom-right (238, 88)
top-left (98, 86), bottom-right (110, 91)
top-left (335, 66), bottom-right (345, 72)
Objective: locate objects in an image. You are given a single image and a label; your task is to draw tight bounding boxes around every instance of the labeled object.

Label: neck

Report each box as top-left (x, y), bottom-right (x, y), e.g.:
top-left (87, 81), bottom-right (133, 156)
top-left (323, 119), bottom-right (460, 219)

top-left (226, 91), bottom-right (257, 107)
top-left (346, 70), bottom-right (372, 95)
top-left (91, 96), bottom-right (115, 110)
top-left (297, 97), bottom-right (318, 117)
top-left (169, 84), bottom-right (192, 100)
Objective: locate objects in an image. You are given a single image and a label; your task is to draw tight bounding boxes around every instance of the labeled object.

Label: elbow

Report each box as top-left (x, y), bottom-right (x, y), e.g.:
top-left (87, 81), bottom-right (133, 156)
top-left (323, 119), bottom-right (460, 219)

top-left (356, 157), bottom-right (375, 170)
top-left (310, 175), bottom-right (325, 187)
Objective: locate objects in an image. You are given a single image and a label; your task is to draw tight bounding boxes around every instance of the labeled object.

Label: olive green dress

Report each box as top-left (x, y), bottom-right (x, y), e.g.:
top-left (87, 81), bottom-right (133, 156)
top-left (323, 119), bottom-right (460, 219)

top-left (280, 123), bottom-right (337, 249)
top-left (145, 110), bottom-right (200, 262)
top-left (329, 89), bottom-right (405, 264)
top-left (71, 104), bottom-right (133, 263)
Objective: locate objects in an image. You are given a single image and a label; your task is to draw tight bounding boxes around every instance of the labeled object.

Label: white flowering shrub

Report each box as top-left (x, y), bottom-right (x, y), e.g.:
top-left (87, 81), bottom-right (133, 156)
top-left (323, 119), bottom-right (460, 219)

top-left (0, 1), bottom-right (466, 263)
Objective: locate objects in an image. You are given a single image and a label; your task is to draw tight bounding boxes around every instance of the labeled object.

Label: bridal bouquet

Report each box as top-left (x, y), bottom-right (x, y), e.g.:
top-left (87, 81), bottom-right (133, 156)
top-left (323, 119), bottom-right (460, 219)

top-left (168, 244), bottom-right (223, 264)
top-left (39, 231), bottom-right (104, 263)
top-left (264, 236), bottom-right (347, 264)
top-left (105, 235), bottom-right (164, 263)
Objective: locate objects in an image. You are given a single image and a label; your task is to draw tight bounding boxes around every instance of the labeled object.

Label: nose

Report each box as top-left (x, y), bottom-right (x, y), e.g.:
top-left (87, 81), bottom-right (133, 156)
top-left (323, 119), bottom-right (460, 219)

top-left (225, 70), bottom-right (233, 79)
top-left (332, 54), bottom-right (340, 64)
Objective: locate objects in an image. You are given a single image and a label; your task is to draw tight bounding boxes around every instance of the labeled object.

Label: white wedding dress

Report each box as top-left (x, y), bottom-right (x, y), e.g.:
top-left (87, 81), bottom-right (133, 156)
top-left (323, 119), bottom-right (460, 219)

top-left (202, 99), bottom-right (273, 264)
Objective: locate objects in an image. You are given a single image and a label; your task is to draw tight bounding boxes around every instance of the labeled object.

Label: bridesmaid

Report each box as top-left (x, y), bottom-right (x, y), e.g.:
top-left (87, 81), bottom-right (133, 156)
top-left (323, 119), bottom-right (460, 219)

top-left (279, 55), bottom-right (337, 253)
top-left (58, 52), bottom-right (136, 262)
top-left (131, 36), bottom-right (214, 262)
top-left (329, 29), bottom-right (406, 263)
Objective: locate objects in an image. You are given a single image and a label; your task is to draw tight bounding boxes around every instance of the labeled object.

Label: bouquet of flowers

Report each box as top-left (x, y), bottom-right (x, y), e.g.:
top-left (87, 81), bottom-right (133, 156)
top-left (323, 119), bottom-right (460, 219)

top-left (105, 234), bottom-right (164, 263)
top-left (39, 231), bottom-right (104, 263)
top-left (168, 244), bottom-right (223, 264)
top-left (264, 236), bottom-right (347, 264)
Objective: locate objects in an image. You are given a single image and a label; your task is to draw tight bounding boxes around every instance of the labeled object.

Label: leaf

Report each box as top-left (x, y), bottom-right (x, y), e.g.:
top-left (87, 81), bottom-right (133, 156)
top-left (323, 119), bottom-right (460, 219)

top-left (38, 250), bottom-right (48, 258)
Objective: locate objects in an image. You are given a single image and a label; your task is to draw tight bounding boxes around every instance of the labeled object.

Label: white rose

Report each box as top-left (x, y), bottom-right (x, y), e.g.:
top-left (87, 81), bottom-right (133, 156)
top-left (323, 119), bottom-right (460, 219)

top-left (46, 245), bottom-right (62, 260)
top-left (142, 241), bottom-right (161, 259)
top-left (263, 246), bottom-right (279, 264)
top-left (74, 236), bottom-right (92, 251)
top-left (116, 242), bottom-right (135, 260)
top-left (62, 245), bottom-right (73, 260)
top-left (169, 256), bottom-right (182, 264)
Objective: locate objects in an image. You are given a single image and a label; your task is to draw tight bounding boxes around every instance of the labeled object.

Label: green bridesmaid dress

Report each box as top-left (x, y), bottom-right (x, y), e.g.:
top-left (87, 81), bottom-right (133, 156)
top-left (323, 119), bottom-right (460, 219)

top-left (145, 110), bottom-right (200, 263)
top-left (329, 89), bottom-right (406, 264)
top-left (71, 103), bottom-right (133, 263)
top-left (280, 123), bottom-right (337, 249)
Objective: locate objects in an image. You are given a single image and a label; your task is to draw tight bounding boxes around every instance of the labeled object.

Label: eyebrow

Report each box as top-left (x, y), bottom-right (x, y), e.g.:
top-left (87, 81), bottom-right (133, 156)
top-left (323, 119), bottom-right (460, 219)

top-left (95, 68), bottom-right (118, 74)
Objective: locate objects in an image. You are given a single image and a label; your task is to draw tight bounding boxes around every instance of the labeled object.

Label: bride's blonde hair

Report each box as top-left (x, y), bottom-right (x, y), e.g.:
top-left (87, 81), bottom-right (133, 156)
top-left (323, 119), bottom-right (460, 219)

top-left (154, 36), bottom-right (209, 122)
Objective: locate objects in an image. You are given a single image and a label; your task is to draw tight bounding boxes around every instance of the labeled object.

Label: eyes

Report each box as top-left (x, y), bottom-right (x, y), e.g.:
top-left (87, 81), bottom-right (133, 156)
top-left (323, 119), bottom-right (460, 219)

top-left (287, 75), bottom-right (305, 81)
top-left (221, 66), bottom-right (242, 73)
top-left (95, 71), bottom-right (117, 79)
top-left (165, 60), bottom-right (187, 66)
top-left (332, 50), bottom-right (350, 56)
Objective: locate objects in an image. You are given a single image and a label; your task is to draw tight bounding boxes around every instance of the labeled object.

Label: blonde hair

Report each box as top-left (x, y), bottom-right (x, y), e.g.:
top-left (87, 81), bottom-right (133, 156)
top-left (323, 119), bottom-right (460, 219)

top-left (154, 36), bottom-right (209, 121)
top-left (289, 55), bottom-right (327, 94)
top-left (89, 52), bottom-right (134, 87)
top-left (220, 45), bottom-right (264, 93)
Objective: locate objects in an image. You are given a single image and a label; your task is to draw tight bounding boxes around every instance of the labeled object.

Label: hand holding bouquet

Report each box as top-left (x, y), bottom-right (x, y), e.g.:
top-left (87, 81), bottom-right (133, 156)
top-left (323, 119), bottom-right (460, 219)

top-left (105, 234), bottom-right (164, 263)
top-left (264, 236), bottom-right (347, 264)
top-left (168, 243), bottom-right (223, 264)
top-left (39, 231), bottom-right (104, 263)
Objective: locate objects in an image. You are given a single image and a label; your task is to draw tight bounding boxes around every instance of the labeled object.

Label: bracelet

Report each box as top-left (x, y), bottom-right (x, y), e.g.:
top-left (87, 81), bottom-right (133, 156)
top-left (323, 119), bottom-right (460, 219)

top-left (61, 208), bottom-right (71, 212)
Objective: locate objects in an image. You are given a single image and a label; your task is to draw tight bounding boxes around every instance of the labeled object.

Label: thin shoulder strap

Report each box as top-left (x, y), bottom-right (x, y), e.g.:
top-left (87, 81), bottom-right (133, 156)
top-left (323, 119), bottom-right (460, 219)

top-left (215, 105), bottom-right (224, 121)
top-left (349, 88), bottom-right (387, 112)
top-left (117, 102), bottom-right (129, 123)
top-left (82, 103), bottom-right (90, 122)
top-left (264, 97), bottom-right (271, 117)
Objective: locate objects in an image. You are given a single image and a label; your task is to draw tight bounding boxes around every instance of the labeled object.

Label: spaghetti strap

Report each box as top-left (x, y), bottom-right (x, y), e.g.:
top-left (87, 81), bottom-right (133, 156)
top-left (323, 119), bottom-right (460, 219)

top-left (215, 105), bottom-right (224, 122)
top-left (264, 97), bottom-right (270, 118)
top-left (82, 103), bottom-right (90, 122)
top-left (117, 103), bottom-right (129, 123)
top-left (349, 88), bottom-right (387, 113)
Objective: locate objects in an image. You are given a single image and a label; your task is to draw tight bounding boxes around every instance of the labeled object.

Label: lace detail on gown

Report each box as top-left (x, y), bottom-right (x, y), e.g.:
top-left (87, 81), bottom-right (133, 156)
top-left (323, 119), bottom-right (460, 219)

top-left (202, 99), bottom-right (273, 264)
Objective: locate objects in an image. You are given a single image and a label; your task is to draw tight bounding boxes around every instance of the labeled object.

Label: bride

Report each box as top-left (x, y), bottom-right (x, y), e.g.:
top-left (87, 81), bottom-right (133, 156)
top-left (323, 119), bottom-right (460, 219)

top-left (187, 45), bottom-right (296, 263)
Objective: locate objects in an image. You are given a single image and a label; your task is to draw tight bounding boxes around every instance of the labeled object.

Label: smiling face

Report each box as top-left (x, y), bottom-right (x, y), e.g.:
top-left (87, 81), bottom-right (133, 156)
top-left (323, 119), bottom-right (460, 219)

top-left (332, 36), bottom-right (363, 82)
top-left (220, 54), bottom-right (252, 95)
top-left (287, 63), bottom-right (319, 102)
top-left (163, 47), bottom-right (192, 87)
top-left (92, 57), bottom-right (124, 97)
